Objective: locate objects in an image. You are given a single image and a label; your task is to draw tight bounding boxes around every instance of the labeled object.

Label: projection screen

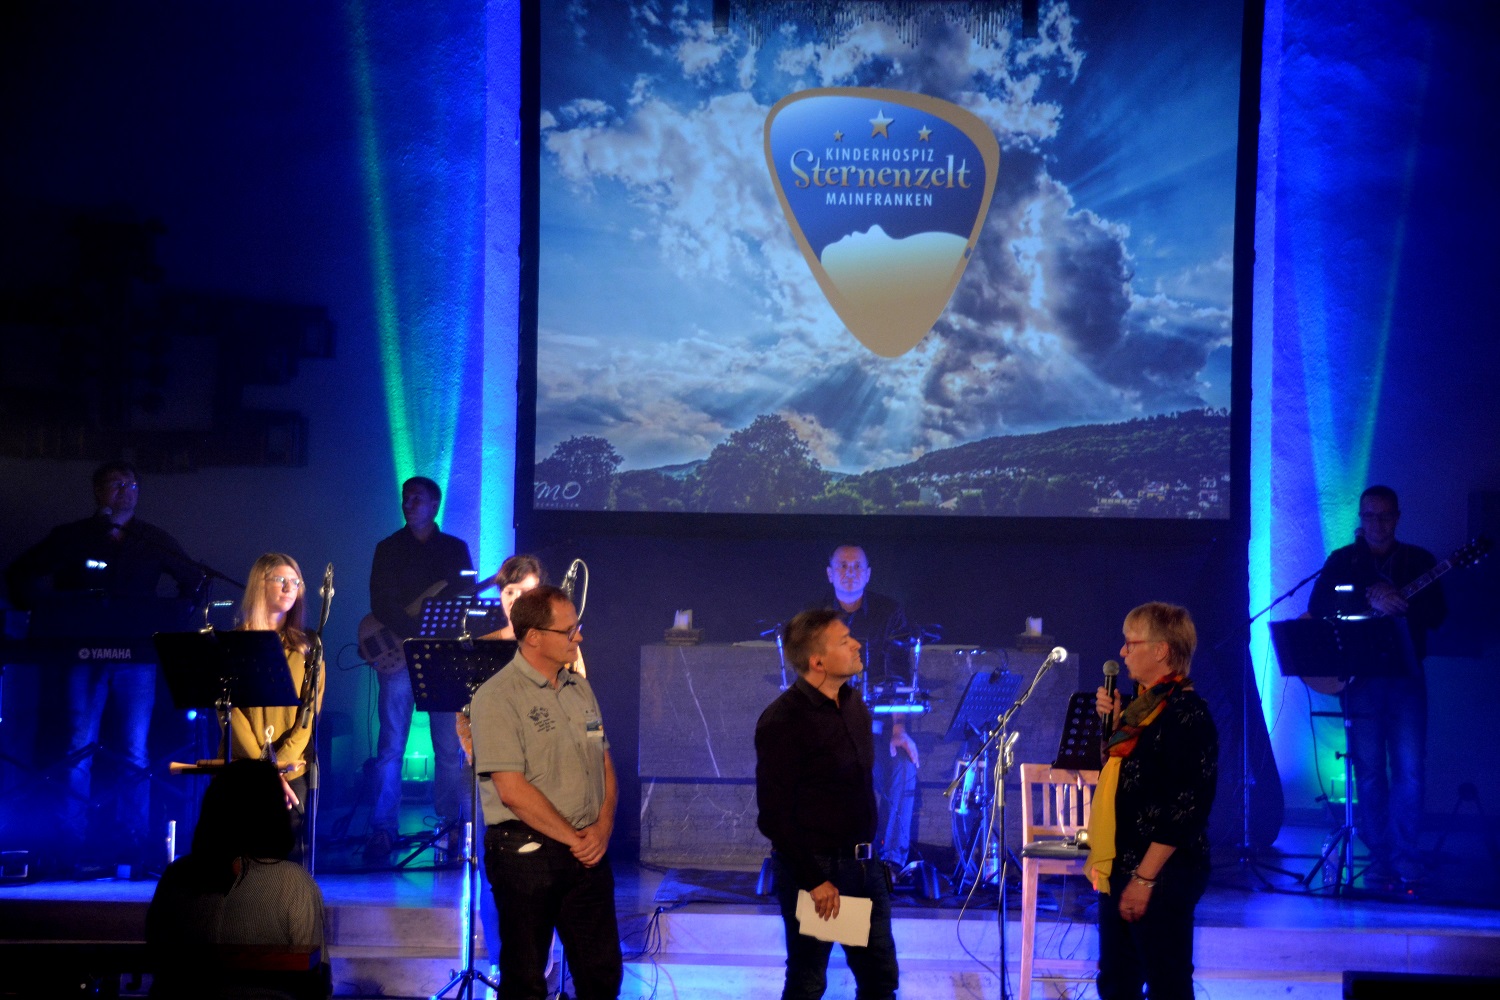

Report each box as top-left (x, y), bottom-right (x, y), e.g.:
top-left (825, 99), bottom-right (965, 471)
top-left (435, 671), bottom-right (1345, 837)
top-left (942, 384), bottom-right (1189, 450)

top-left (530, 0), bottom-right (1246, 519)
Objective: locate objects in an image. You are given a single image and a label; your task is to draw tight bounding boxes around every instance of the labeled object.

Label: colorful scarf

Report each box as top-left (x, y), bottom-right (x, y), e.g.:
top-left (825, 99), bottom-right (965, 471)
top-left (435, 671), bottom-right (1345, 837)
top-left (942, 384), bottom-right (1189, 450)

top-left (1085, 673), bottom-right (1192, 892)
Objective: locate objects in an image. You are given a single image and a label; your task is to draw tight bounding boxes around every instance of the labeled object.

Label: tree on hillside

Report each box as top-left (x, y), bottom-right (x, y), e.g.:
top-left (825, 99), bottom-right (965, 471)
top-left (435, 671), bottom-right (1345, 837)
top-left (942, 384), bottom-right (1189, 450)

top-left (615, 469), bottom-right (687, 511)
top-left (534, 435), bottom-right (622, 509)
top-left (695, 414), bottom-right (828, 513)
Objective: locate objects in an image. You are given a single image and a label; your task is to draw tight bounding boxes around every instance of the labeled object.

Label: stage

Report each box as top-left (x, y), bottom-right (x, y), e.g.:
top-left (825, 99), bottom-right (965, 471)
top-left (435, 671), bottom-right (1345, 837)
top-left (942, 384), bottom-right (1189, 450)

top-left (3, 823), bottom-right (1498, 999)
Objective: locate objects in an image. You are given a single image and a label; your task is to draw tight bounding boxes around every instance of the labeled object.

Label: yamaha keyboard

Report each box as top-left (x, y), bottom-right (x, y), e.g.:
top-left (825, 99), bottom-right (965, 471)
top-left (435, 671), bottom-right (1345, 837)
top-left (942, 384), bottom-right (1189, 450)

top-left (0, 636), bottom-right (162, 666)
top-left (1, 596), bottom-right (196, 667)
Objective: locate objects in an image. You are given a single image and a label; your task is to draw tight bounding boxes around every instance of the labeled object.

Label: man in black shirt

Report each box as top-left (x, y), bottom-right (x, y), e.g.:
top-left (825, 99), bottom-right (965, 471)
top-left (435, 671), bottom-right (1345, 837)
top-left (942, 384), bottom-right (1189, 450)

top-left (1306, 485), bottom-right (1446, 882)
top-left (365, 476), bottom-right (474, 861)
top-left (6, 461), bottom-right (202, 870)
top-left (756, 608), bottom-right (898, 1000)
top-left (810, 545), bottom-right (918, 869)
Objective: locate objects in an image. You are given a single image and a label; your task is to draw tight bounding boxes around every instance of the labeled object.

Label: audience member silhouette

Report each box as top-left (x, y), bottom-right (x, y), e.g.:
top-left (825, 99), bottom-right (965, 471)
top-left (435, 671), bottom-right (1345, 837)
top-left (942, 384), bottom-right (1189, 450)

top-left (146, 758), bottom-right (329, 999)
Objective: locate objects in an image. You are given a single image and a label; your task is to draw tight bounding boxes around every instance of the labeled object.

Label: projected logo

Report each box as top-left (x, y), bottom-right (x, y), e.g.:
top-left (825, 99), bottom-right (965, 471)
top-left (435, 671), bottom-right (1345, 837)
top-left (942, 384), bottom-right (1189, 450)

top-left (765, 88), bottom-right (1000, 358)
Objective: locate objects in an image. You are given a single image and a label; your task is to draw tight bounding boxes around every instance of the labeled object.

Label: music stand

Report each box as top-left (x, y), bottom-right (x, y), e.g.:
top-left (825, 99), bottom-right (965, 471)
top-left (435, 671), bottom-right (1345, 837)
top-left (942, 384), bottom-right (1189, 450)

top-left (419, 597), bottom-right (504, 640)
top-left (1270, 617), bottom-right (1417, 893)
top-left (155, 630), bottom-right (300, 763)
top-left (1270, 616), bottom-right (1417, 686)
top-left (362, 596), bottom-right (505, 874)
top-left (945, 670), bottom-right (1023, 741)
top-left (404, 636), bottom-right (515, 1000)
top-left (1052, 693), bottom-right (1104, 771)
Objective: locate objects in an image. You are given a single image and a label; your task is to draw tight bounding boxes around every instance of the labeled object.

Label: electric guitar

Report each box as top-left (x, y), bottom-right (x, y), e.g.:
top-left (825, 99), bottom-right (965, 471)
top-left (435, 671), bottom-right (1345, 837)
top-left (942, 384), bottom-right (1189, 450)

top-left (1303, 537), bottom-right (1489, 695)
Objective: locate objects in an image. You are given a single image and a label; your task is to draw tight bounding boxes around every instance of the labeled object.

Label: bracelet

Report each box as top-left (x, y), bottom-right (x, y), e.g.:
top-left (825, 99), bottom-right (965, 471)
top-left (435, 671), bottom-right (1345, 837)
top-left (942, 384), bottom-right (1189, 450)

top-left (1130, 872), bottom-right (1159, 888)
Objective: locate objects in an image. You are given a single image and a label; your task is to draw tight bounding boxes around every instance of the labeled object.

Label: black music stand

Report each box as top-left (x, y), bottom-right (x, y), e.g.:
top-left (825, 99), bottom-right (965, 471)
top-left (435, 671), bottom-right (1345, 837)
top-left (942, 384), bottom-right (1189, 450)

top-left (1270, 617), bottom-right (1417, 893)
top-left (156, 630), bottom-right (303, 867)
top-left (419, 597), bottom-right (504, 641)
top-left (381, 600), bottom-right (502, 872)
top-left (155, 630), bottom-right (300, 763)
top-left (1052, 693), bottom-right (1104, 771)
top-left (405, 636), bottom-right (515, 1000)
top-left (945, 670), bottom-right (1023, 741)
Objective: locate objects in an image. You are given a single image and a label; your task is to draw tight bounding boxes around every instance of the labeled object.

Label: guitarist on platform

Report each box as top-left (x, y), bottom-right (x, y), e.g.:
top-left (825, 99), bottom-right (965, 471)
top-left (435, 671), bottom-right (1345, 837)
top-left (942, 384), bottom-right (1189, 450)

top-left (1306, 485), bottom-right (1447, 885)
top-left (365, 475), bottom-right (474, 863)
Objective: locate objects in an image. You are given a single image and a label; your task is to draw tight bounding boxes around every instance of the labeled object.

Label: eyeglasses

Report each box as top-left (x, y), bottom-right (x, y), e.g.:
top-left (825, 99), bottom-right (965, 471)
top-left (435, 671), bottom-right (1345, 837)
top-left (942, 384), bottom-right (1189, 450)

top-left (535, 623), bottom-right (584, 640)
top-left (104, 482), bottom-right (139, 492)
top-left (268, 575), bottom-right (303, 591)
top-left (1122, 638), bottom-right (1160, 650)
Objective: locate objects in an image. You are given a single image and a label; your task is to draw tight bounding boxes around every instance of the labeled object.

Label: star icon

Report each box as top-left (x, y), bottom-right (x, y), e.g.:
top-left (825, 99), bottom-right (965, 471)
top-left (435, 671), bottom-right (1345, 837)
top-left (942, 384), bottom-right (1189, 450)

top-left (917, 125), bottom-right (932, 142)
top-left (834, 130), bottom-right (844, 141)
top-left (869, 110), bottom-right (893, 138)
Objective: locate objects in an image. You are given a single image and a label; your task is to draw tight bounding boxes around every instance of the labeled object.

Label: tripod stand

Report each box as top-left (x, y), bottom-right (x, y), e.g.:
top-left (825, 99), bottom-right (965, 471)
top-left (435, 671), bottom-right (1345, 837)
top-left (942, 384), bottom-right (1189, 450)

top-left (1301, 708), bottom-right (1361, 893)
top-left (406, 635), bottom-right (514, 1000)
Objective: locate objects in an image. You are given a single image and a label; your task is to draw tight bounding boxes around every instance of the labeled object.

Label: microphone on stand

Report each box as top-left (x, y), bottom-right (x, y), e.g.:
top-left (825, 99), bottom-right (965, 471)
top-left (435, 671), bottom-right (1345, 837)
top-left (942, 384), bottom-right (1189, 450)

top-left (296, 644), bottom-right (319, 731)
top-left (1101, 660), bottom-right (1120, 740)
top-left (1044, 646), bottom-right (1068, 668)
top-left (560, 559), bottom-right (587, 619)
top-left (297, 564), bottom-right (335, 731)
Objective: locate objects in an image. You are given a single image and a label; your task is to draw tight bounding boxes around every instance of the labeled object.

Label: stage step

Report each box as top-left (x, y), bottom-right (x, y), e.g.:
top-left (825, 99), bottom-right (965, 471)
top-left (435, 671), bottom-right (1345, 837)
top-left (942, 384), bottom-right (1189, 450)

top-left (645, 905), bottom-right (1500, 981)
top-left (5, 867), bottom-right (1500, 999)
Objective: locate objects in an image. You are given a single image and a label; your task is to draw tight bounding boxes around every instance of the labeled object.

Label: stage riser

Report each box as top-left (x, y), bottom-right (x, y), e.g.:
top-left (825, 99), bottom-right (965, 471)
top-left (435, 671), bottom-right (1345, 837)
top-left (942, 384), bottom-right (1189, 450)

top-left (648, 910), bottom-right (1500, 979)
top-left (7, 897), bottom-right (1498, 980)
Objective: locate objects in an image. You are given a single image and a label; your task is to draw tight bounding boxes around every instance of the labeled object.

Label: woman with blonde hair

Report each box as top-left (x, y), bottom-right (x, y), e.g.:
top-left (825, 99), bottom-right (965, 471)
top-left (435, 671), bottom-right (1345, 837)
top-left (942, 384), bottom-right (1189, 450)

top-left (227, 552), bottom-right (326, 862)
top-left (1087, 602), bottom-right (1218, 1000)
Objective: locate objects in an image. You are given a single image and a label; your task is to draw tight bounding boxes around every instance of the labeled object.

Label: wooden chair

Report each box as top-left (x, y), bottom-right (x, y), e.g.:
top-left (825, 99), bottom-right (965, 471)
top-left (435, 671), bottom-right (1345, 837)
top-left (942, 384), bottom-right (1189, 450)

top-left (1018, 763), bottom-right (1099, 999)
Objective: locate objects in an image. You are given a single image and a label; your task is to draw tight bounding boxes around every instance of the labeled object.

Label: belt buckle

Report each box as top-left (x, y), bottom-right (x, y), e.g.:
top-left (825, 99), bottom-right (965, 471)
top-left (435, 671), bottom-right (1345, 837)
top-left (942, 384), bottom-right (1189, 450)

top-left (854, 842), bottom-right (873, 860)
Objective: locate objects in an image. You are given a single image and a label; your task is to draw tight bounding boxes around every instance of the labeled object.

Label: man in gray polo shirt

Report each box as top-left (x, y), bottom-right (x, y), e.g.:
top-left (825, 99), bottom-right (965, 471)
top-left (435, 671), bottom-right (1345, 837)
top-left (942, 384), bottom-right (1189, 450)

top-left (469, 585), bottom-right (621, 1000)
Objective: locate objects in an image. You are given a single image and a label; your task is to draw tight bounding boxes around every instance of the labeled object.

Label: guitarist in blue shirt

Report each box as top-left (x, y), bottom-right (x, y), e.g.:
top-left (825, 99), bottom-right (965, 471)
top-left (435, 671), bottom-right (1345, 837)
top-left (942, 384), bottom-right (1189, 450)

top-left (1307, 485), bottom-right (1446, 885)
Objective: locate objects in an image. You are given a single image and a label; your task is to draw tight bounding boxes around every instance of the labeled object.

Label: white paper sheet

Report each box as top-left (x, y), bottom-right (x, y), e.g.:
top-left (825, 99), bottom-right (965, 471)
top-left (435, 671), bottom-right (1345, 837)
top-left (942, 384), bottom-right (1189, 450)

top-left (795, 890), bottom-right (872, 947)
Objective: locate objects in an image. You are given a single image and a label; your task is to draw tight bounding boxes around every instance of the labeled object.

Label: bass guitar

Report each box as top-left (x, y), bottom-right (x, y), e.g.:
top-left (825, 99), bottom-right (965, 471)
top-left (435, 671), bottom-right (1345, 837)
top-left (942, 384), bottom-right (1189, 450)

top-left (1303, 537), bottom-right (1489, 695)
top-left (357, 573), bottom-right (491, 676)
top-left (357, 575), bottom-right (456, 677)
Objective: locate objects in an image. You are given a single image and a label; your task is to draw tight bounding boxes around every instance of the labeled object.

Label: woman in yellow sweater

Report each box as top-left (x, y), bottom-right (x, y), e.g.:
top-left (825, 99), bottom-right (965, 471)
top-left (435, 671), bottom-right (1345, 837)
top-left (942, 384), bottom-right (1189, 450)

top-left (226, 552), bottom-right (325, 861)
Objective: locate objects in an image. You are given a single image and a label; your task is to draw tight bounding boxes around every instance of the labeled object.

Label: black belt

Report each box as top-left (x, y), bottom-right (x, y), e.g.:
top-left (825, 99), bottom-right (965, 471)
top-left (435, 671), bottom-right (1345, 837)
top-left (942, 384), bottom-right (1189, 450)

top-left (491, 820), bottom-right (537, 834)
top-left (818, 842), bottom-right (875, 860)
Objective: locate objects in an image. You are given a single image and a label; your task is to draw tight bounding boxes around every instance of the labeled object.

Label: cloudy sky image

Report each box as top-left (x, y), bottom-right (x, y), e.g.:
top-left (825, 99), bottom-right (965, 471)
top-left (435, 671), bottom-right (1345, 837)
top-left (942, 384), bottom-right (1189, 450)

top-left (534, 0), bottom-right (1243, 475)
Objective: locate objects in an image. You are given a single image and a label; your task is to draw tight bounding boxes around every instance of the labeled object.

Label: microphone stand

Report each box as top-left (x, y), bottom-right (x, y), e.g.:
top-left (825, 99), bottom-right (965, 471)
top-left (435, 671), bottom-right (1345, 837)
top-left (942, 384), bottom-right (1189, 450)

top-left (755, 622), bottom-right (790, 690)
top-left (943, 648), bottom-right (1063, 1000)
top-left (1214, 562), bottom-right (1324, 889)
top-left (299, 565), bottom-right (334, 874)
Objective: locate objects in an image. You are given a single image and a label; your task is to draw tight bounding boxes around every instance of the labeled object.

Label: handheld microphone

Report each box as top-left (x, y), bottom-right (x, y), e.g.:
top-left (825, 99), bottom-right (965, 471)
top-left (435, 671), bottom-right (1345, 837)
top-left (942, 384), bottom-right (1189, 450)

top-left (1101, 660), bottom-right (1120, 740)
